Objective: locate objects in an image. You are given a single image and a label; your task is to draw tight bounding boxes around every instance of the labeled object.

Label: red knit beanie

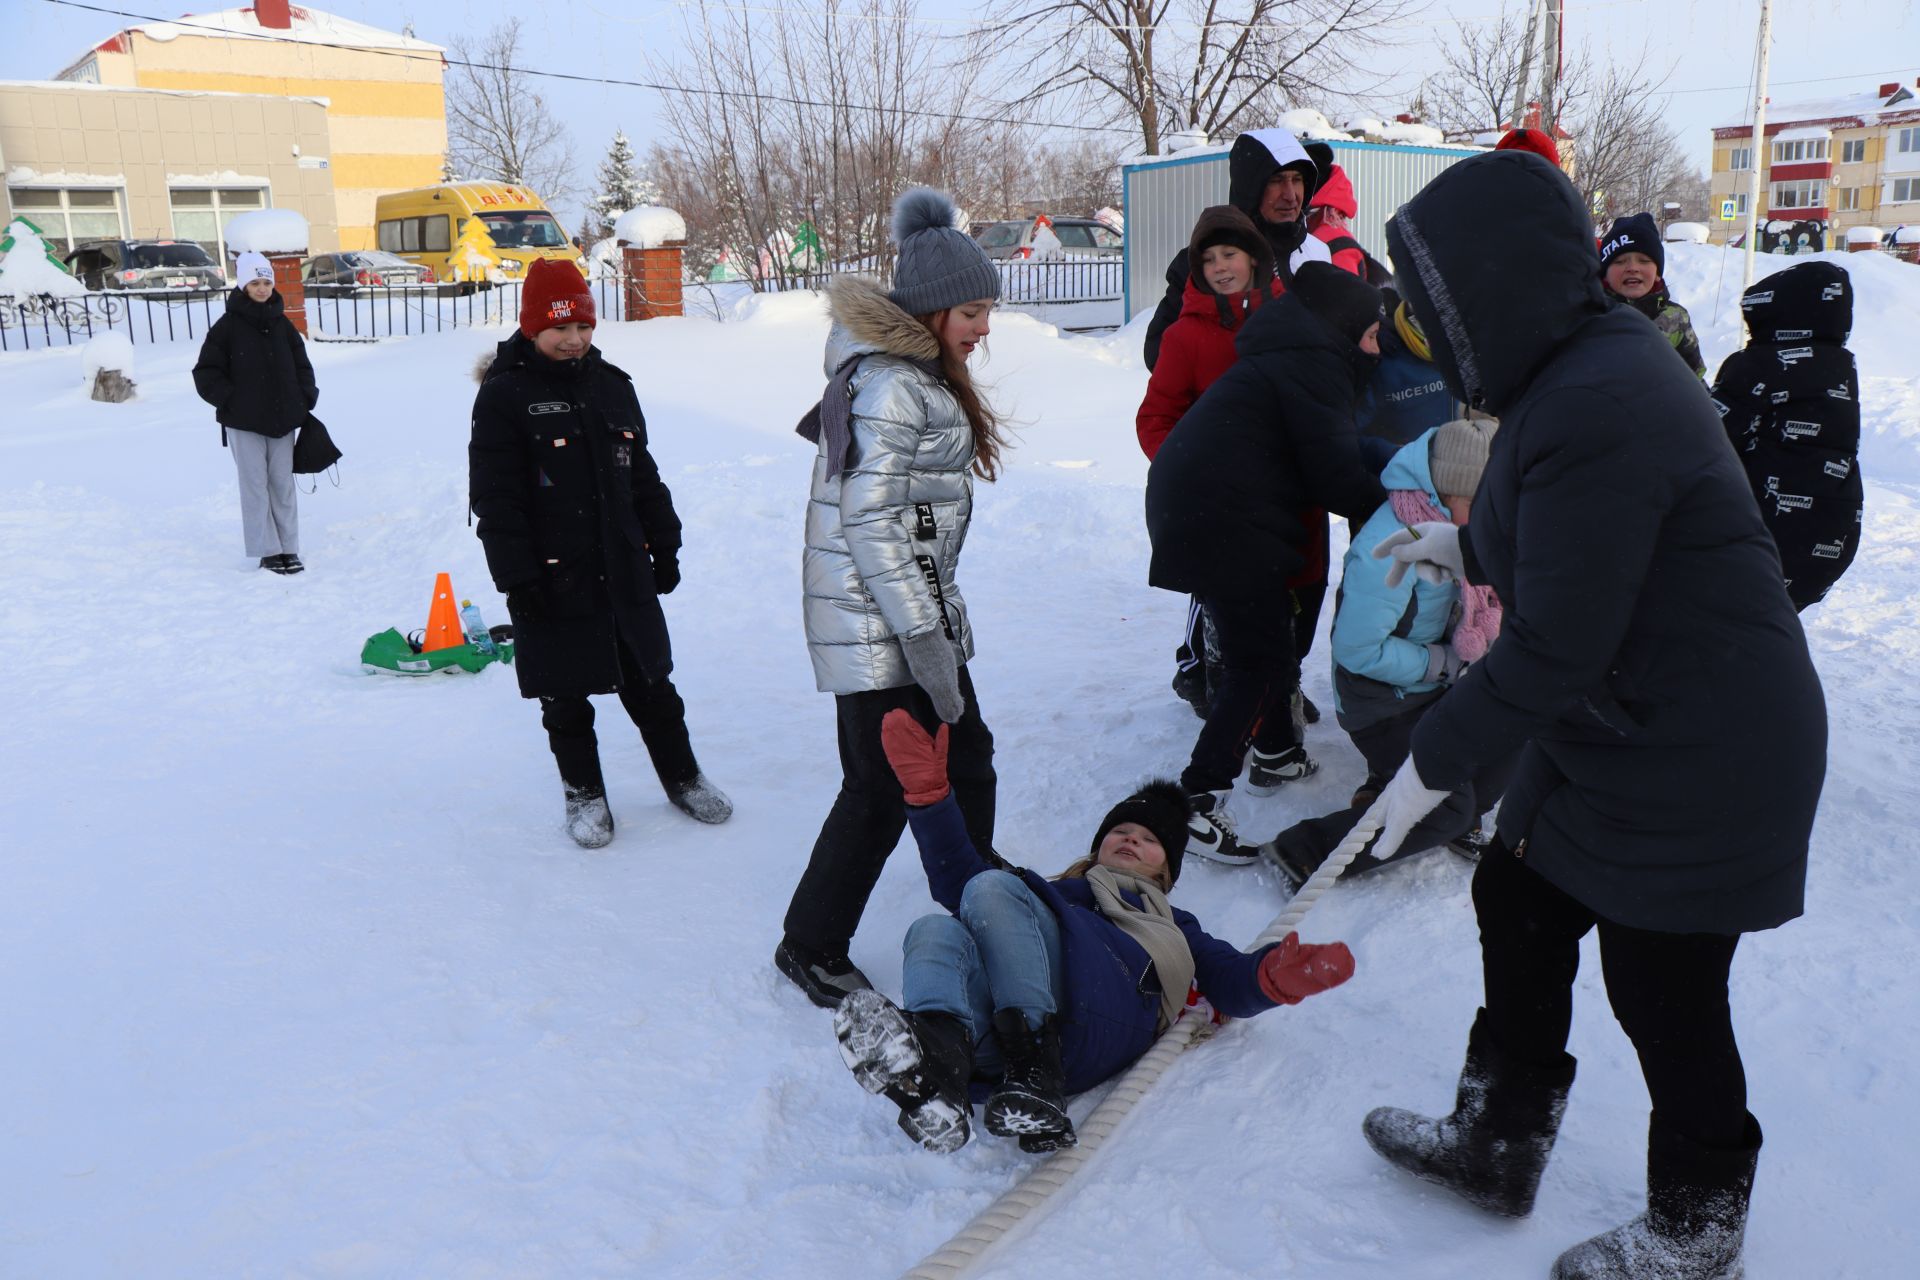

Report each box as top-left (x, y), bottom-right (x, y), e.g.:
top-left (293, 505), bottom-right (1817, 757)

top-left (1495, 128), bottom-right (1561, 166)
top-left (519, 258), bottom-right (595, 337)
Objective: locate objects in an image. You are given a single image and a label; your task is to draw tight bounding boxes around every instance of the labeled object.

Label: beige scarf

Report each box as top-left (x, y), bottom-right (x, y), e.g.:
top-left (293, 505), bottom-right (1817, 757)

top-left (1084, 865), bottom-right (1197, 1034)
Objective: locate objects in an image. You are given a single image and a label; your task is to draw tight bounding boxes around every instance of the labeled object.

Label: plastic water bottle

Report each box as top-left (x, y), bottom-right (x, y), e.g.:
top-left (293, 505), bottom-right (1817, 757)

top-left (460, 599), bottom-right (496, 655)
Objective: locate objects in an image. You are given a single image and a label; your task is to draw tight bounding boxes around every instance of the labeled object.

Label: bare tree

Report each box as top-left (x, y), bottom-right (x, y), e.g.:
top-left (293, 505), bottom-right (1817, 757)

top-left (648, 0), bottom-right (999, 288)
top-left (444, 20), bottom-right (577, 201)
top-left (1421, 3), bottom-right (1583, 138)
top-left (982, 0), bottom-right (1414, 155)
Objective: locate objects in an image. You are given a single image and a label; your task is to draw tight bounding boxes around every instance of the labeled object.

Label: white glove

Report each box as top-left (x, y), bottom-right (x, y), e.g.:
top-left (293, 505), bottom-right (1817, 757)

top-left (1375, 522), bottom-right (1464, 588)
top-left (1368, 755), bottom-right (1452, 862)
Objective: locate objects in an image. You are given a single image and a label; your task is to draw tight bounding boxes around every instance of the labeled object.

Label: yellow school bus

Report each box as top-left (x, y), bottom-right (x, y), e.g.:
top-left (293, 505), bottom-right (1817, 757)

top-left (373, 182), bottom-right (587, 281)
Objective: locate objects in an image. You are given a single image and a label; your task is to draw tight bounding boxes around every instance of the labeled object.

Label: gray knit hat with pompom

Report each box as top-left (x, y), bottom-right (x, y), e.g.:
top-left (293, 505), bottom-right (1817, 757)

top-left (888, 187), bottom-right (1000, 316)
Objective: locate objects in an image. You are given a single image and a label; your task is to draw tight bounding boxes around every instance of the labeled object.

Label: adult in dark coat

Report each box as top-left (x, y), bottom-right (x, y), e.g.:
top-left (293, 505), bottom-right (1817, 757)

top-left (192, 252), bottom-right (317, 573)
top-left (469, 258), bottom-right (731, 847)
top-left (1145, 263), bottom-right (1388, 864)
top-left (1711, 260), bottom-right (1865, 610)
top-left (1359, 150), bottom-right (1826, 1280)
top-left (1141, 131), bottom-right (1334, 370)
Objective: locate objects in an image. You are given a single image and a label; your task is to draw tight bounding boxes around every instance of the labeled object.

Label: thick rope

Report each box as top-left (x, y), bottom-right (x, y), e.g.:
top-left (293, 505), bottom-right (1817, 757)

top-left (899, 800), bottom-right (1389, 1280)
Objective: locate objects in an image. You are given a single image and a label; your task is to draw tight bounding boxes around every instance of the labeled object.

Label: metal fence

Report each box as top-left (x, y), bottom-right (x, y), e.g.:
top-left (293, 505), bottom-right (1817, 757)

top-left (0, 257), bottom-right (1124, 353)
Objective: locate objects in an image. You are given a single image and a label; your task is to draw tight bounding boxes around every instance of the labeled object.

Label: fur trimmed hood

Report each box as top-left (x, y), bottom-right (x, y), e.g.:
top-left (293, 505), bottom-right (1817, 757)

top-left (824, 275), bottom-right (941, 373)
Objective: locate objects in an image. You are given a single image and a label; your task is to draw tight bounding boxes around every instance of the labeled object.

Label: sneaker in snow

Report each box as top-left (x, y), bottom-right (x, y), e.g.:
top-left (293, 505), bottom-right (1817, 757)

top-left (775, 937), bottom-right (873, 1009)
top-left (278, 553), bottom-right (305, 574)
top-left (1447, 828), bottom-right (1492, 863)
top-left (261, 554), bottom-right (295, 574)
top-left (667, 773), bottom-right (733, 825)
top-left (1185, 791), bottom-right (1257, 867)
top-left (564, 786), bottom-right (614, 848)
top-left (1245, 744), bottom-right (1319, 796)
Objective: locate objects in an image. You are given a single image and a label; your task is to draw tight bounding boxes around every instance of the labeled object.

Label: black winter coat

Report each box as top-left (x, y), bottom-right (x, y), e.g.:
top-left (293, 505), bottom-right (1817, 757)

top-left (191, 289), bottom-right (317, 438)
top-left (468, 333), bottom-right (682, 700)
top-left (1711, 262), bottom-right (1864, 610)
top-left (1144, 293), bottom-right (1386, 601)
top-left (1388, 151), bottom-right (1825, 935)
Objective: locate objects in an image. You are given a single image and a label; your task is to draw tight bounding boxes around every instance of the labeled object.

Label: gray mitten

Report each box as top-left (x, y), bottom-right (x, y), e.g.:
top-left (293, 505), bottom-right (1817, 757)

top-left (900, 630), bottom-right (965, 724)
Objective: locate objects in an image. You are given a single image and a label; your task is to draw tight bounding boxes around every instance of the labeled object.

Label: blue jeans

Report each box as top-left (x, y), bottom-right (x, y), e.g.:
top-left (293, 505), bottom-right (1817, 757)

top-left (902, 871), bottom-right (1064, 1076)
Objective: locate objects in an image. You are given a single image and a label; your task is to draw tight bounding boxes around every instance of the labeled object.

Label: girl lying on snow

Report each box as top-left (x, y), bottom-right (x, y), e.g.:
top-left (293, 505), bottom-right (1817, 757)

top-left (833, 709), bottom-right (1355, 1154)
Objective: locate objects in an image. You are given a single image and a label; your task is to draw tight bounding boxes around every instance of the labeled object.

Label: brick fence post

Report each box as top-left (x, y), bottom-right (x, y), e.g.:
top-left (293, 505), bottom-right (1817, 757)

top-left (267, 253), bottom-right (308, 334)
top-left (620, 241), bottom-right (686, 320)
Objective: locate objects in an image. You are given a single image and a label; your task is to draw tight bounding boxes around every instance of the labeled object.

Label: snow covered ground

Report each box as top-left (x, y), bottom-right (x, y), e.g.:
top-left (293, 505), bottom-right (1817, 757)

top-left (1, 245), bottom-right (1915, 1278)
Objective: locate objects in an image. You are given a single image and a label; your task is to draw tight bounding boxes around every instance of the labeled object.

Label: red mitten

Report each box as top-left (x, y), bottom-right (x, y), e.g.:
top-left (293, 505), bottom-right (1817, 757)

top-left (1257, 932), bottom-right (1356, 1006)
top-left (879, 708), bottom-right (951, 806)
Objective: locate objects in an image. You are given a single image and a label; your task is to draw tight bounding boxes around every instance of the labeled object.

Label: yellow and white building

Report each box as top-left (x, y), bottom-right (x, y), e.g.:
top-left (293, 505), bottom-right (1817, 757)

top-left (55, 1), bottom-right (446, 250)
top-left (1709, 78), bottom-right (1920, 248)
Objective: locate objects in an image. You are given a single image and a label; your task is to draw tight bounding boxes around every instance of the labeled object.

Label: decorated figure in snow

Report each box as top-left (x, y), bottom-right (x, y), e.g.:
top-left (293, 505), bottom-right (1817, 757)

top-left (774, 188), bottom-right (1009, 1010)
top-left (468, 258), bottom-right (733, 848)
top-left (831, 720), bottom-right (1353, 1154)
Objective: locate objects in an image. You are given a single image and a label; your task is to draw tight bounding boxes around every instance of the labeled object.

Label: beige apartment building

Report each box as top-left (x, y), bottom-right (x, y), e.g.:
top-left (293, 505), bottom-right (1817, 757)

top-left (0, 80), bottom-right (339, 258)
top-left (1709, 78), bottom-right (1920, 248)
top-left (55, 1), bottom-right (446, 250)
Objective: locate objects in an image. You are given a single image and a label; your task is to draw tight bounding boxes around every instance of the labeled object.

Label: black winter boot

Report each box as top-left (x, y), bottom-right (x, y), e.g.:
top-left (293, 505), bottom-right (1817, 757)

top-left (563, 785), bottom-right (614, 849)
top-left (1363, 1008), bottom-right (1576, 1217)
top-left (984, 1009), bottom-right (1075, 1149)
top-left (1551, 1112), bottom-right (1761, 1280)
top-left (833, 989), bottom-right (975, 1153)
top-left (774, 937), bottom-right (873, 1009)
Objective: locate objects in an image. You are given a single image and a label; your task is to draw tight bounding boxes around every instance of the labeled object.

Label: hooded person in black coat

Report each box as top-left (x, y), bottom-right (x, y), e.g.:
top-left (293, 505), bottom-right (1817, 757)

top-left (192, 252), bottom-right (317, 573)
top-left (1144, 262), bottom-right (1388, 865)
top-left (468, 258), bottom-right (732, 847)
top-left (1141, 132), bottom-right (1336, 370)
top-left (1358, 150), bottom-right (1826, 1280)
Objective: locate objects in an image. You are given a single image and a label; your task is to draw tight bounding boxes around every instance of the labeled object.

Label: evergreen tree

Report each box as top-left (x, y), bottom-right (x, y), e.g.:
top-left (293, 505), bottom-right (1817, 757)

top-left (586, 130), bottom-right (664, 240)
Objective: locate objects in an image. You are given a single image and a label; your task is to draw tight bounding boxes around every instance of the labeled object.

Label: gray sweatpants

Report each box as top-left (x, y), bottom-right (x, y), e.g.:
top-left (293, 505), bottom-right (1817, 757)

top-left (229, 429), bottom-right (299, 558)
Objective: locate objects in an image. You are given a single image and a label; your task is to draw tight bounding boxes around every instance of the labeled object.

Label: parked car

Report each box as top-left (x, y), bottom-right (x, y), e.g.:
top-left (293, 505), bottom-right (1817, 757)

top-left (64, 240), bottom-right (225, 291)
top-left (972, 216), bottom-right (1123, 260)
top-left (302, 250), bottom-right (436, 291)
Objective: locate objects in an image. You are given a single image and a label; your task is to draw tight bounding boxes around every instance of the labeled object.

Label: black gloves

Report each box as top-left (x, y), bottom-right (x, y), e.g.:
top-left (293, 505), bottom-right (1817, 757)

top-left (651, 548), bottom-right (681, 595)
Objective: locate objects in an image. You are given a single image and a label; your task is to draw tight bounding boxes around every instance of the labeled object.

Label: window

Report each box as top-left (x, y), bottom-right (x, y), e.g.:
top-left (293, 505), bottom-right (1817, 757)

top-left (377, 215), bottom-right (451, 254)
top-left (1769, 180), bottom-right (1826, 210)
top-left (1894, 177), bottom-right (1919, 203)
top-left (1771, 137), bottom-right (1829, 164)
top-left (1735, 192), bottom-right (1750, 214)
top-left (1836, 187), bottom-right (1860, 212)
top-left (1899, 127), bottom-right (1919, 154)
top-left (168, 186), bottom-right (267, 259)
top-left (1841, 138), bottom-right (1866, 164)
top-left (476, 211), bottom-right (566, 249)
top-left (5, 186), bottom-right (125, 252)
top-left (1728, 146), bottom-right (1751, 171)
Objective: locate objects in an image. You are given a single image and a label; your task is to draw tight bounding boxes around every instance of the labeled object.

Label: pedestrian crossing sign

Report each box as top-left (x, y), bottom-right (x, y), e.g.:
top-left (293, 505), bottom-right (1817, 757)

top-left (1720, 198), bottom-right (1737, 221)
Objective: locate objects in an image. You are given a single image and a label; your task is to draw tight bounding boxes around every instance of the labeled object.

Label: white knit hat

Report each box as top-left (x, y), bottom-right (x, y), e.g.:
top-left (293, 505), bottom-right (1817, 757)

top-left (1430, 418), bottom-right (1499, 500)
top-left (235, 252), bottom-right (274, 285)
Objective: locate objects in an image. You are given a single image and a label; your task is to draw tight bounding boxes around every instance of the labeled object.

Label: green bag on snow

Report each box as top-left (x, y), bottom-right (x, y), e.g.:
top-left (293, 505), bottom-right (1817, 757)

top-left (359, 627), bottom-right (515, 676)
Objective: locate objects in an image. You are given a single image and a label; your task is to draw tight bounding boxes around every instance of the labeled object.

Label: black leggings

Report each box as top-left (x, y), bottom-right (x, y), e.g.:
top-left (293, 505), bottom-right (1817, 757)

top-left (1474, 848), bottom-right (1748, 1149)
top-left (782, 670), bottom-right (996, 957)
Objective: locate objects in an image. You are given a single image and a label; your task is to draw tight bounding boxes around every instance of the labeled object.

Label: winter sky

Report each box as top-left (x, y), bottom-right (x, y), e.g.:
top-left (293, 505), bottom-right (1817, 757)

top-left (5, 0), bottom-right (1917, 209)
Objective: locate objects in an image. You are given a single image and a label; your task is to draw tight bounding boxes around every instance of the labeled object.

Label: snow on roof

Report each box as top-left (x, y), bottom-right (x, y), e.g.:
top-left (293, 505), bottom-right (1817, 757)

top-left (1663, 222), bottom-right (1710, 244)
top-left (1379, 122), bottom-right (1446, 147)
top-left (1846, 226), bottom-right (1884, 244)
top-left (223, 208), bottom-right (309, 254)
top-left (8, 165), bottom-right (125, 187)
top-left (1279, 108), bottom-right (1349, 141)
top-left (100, 6), bottom-right (441, 55)
top-left (1713, 82), bottom-right (1920, 130)
top-left (612, 206), bottom-right (686, 249)
top-left (1775, 125), bottom-right (1833, 141)
top-left (2, 78), bottom-right (329, 106)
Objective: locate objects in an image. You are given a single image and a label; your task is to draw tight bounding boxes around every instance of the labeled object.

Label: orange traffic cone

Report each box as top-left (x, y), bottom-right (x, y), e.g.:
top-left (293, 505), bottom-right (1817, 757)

top-left (422, 572), bottom-right (466, 652)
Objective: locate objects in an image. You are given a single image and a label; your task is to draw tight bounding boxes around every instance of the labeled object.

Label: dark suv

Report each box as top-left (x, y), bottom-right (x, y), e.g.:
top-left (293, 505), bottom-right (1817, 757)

top-left (65, 240), bottom-right (226, 291)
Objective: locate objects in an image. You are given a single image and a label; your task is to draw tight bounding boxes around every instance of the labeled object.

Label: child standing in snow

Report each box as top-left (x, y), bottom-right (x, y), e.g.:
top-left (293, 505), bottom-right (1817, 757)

top-left (775, 188), bottom-right (1009, 1010)
top-left (1598, 213), bottom-right (1705, 378)
top-left (1135, 206), bottom-right (1280, 717)
top-left (1264, 420), bottom-right (1514, 888)
top-left (832, 709), bottom-right (1354, 1154)
top-left (468, 258), bottom-right (733, 848)
top-left (192, 251), bottom-right (316, 574)
top-left (1710, 260), bottom-right (1865, 610)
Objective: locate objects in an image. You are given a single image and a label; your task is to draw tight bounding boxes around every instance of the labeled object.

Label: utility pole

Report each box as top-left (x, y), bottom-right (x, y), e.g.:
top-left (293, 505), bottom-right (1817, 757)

top-left (1744, 0), bottom-right (1773, 287)
top-left (1512, 0), bottom-right (1544, 128)
top-left (1541, 0), bottom-right (1562, 124)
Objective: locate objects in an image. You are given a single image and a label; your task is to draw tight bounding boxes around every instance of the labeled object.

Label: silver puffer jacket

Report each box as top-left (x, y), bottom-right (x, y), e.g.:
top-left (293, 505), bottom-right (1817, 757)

top-left (803, 276), bottom-right (977, 694)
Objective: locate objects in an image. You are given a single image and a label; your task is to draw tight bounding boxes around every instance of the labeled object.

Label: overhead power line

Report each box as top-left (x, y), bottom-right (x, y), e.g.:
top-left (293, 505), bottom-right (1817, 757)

top-left (37, 0), bottom-right (1136, 134)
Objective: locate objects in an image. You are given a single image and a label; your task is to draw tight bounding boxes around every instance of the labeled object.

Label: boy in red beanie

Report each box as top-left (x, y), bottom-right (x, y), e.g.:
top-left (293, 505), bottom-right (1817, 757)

top-left (469, 257), bottom-right (733, 847)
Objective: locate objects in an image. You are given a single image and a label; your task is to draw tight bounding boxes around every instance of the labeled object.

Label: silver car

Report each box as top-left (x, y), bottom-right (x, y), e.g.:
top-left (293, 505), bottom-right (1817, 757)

top-left (972, 216), bottom-right (1123, 260)
top-left (302, 250), bottom-right (435, 293)
top-left (65, 240), bottom-right (225, 291)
